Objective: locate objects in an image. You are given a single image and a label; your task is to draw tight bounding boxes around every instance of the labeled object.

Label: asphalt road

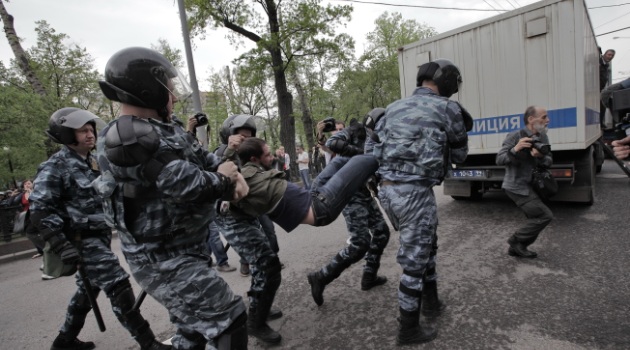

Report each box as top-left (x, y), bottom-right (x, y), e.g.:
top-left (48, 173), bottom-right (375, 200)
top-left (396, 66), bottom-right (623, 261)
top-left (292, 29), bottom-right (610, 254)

top-left (1, 159), bottom-right (629, 350)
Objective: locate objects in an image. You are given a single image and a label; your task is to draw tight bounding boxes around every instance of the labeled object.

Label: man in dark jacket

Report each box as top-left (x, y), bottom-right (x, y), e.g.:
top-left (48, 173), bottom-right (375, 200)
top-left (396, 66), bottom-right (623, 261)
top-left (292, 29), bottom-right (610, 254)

top-left (496, 106), bottom-right (553, 259)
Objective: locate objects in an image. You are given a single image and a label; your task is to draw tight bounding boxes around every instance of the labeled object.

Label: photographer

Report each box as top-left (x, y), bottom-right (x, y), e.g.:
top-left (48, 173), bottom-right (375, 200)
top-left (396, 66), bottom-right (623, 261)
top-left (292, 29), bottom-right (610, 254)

top-left (604, 78), bottom-right (630, 160)
top-left (496, 106), bottom-right (553, 259)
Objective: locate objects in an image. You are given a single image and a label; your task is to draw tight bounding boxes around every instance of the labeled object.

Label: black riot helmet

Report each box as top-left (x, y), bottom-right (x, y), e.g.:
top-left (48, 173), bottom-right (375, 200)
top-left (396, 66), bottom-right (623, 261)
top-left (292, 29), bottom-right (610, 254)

top-left (219, 114), bottom-right (258, 144)
top-left (46, 107), bottom-right (105, 145)
top-left (416, 58), bottom-right (462, 98)
top-left (363, 107), bottom-right (386, 142)
top-left (99, 47), bottom-right (191, 118)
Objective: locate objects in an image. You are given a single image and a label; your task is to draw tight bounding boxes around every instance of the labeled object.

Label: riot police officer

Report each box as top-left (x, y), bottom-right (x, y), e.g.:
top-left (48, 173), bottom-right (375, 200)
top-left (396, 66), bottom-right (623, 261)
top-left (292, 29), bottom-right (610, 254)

top-left (95, 47), bottom-right (248, 350)
top-left (213, 114), bottom-right (284, 345)
top-left (30, 107), bottom-right (170, 350)
top-left (373, 59), bottom-right (471, 345)
top-left (307, 114), bottom-right (390, 306)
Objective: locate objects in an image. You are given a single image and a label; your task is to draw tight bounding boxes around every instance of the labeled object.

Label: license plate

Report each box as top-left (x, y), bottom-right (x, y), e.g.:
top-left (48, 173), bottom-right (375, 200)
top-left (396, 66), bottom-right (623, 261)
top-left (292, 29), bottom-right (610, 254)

top-left (450, 169), bottom-right (486, 178)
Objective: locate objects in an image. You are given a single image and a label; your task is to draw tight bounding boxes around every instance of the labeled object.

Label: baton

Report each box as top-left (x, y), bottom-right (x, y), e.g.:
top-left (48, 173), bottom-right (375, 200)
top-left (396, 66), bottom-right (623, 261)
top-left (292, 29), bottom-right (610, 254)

top-left (131, 288), bottom-right (147, 312)
top-left (77, 264), bottom-right (106, 332)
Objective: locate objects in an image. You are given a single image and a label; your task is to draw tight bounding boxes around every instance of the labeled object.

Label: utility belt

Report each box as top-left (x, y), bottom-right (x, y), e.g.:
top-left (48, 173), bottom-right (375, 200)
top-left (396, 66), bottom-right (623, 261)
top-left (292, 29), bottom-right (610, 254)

top-left (381, 180), bottom-right (398, 186)
top-left (132, 227), bottom-right (187, 244)
top-left (123, 243), bottom-right (205, 264)
top-left (59, 229), bottom-right (110, 242)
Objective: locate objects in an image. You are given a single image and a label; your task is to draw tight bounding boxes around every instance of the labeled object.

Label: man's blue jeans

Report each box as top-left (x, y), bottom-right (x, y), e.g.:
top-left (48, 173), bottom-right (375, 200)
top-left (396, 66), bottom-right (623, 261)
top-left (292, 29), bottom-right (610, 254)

top-left (310, 155), bottom-right (379, 226)
top-left (299, 169), bottom-right (312, 189)
top-left (206, 221), bottom-right (229, 266)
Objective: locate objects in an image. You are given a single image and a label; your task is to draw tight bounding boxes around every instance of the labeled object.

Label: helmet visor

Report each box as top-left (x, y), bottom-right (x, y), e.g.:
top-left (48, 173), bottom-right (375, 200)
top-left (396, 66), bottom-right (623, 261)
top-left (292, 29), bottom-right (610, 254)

top-left (61, 109), bottom-right (106, 130)
top-left (159, 68), bottom-right (193, 103)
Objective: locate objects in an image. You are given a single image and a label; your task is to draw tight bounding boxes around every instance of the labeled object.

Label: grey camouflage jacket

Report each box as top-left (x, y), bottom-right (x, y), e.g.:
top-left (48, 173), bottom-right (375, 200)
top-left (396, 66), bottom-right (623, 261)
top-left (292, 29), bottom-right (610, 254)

top-left (30, 146), bottom-right (108, 242)
top-left (95, 116), bottom-right (230, 256)
top-left (374, 87), bottom-right (469, 183)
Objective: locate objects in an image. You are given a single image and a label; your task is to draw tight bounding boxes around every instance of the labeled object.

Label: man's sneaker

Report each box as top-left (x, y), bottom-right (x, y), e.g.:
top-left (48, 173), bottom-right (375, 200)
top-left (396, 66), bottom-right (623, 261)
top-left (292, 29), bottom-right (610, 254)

top-left (42, 273), bottom-right (57, 280)
top-left (217, 264), bottom-right (236, 272)
top-left (240, 263), bottom-right (250, 277)
top-left (40, 264), bottom-right (44, 271)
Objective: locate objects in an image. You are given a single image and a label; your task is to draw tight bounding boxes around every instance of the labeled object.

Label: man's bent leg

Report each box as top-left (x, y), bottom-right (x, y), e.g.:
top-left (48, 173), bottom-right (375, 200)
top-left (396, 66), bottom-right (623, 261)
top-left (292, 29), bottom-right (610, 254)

top-left (311, 155), bottom-right (379, 226)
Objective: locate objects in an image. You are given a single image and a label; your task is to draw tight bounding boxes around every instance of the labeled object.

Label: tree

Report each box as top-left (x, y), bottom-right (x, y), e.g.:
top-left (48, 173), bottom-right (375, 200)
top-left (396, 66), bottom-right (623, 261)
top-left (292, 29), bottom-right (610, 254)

top-left (151, 38), bottom-right (184, 69)
top-left (0, 0), bottom-right (46, 96)
top-left (0, 14), bottom-right (105, 185)
top-left (334, 12), bottom-right (437, 119)
top-left (185, 0), bottom-right (352, 176)
top-left (207, 65), bottom-right (279, 148)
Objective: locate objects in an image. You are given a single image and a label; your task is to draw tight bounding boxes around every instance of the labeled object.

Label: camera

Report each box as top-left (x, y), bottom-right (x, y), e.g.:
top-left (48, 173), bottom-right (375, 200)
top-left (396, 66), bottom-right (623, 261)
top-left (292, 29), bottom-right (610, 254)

top-left (615, 113), bottom-right (630, 139)
top-left (321, 117), bottom-right (336, 133)
top-left (193, 112), bottom-right (208, 127)
top-left (530, 135), bottom-right (551, 155)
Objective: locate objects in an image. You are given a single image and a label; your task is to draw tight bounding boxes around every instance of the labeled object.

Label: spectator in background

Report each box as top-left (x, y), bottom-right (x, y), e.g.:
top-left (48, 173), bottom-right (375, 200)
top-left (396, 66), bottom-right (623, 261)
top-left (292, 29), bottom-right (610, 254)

top-left (296, 145), bottom-right (311, 189)
top-left (600, 49), bottom-right (615, 91)
top-left (317, 121), bottom-right (346, 166)
top-left (273, 147), bottom-right (286, 173)
top-left (599, 48), bottom-right (615, 128)
top-left (278, 146), bottom-right (290, 180)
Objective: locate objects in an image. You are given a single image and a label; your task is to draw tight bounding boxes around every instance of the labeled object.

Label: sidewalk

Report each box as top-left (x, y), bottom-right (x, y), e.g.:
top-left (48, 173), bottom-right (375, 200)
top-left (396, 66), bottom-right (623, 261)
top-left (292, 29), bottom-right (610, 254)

top-left (0, 235), bottom-right (38, 264)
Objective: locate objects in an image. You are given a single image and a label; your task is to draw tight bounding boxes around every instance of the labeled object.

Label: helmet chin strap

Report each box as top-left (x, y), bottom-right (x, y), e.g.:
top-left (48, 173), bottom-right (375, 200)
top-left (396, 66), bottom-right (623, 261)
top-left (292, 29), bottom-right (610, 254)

top-left (157, 107), bottom-right (170, 122)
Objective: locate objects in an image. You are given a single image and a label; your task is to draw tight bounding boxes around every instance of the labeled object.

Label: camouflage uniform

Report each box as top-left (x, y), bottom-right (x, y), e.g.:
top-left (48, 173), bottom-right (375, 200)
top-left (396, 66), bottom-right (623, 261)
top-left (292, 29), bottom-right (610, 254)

top-left (373, 87), bottom-right (469, 313)
top-left (95, 117), bottom-right (246, 350)
top-left (29, 146), bottom-right (160, 348)
top-left (308, 122), bottom-right (390, 300)
top-left (215, 213), bottom-right (280, 309)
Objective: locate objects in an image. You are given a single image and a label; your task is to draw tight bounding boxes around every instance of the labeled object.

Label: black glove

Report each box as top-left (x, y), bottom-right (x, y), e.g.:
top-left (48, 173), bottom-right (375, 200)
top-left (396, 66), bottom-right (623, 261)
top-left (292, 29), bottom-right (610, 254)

top-left (58, 241), bottom-right (81, 265)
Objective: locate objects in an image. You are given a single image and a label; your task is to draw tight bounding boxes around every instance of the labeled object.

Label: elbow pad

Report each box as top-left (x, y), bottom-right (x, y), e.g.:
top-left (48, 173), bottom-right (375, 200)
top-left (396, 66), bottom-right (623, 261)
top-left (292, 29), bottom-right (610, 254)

top-left (449, 135), bottom-right (469, 150)
top-left (195, 172), bottom-right (234, 203)
top-left (328, 138), bottom-right (349, 154)
top-left (339, 145), bottom-right (363, 157)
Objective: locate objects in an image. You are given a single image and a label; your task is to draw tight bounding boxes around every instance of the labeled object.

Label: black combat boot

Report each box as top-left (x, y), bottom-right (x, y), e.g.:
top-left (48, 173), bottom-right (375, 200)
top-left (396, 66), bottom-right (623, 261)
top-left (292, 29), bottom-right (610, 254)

top-left (247, 306), bottom-right (282, 344)
top-left (507, 236), bottom-right (537, 258)
top-left (421, 280), bottom-right (446, 318)
top-left (307, 271), bottom-right (332, 306)
top-left (50, 332), bottom-right (95, 350)
top-left (361, 262), bottom-right (387, 291)
top-left (109, 281), bottom-right (172, 350)
top-left (396, 308), bottom-right (437, 346)
top-left (307, 253), bottom-right (352, 306)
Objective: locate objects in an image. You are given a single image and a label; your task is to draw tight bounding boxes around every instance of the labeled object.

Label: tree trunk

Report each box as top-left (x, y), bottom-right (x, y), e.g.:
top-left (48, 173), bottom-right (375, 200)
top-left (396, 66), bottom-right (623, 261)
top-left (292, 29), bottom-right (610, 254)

top-left (290, 68), bottom-right (315, 152)
top-left (271, 51), bottom-right (297, 179)
top-left (266, 0), bottom-right (297, 179)
top-left (0, 0), bottom-right (47, 96)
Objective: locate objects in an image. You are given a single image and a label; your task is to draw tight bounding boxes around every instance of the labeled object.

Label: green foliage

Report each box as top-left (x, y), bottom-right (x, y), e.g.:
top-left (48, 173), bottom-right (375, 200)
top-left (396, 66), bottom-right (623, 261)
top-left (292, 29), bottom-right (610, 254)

top-left (151, 38), bottom-right (184, 69)
top-left (0, 21), bottom-right (104, 187)
top-left (333, 12), bottom-right (437, 121)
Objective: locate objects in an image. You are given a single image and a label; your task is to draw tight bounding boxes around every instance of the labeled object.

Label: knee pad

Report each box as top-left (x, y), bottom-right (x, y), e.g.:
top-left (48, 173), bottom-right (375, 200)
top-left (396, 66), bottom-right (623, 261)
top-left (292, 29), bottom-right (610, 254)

top-left (69, 289), bottom-right (94, 315)
top-left (107, 280), bottom-right (137, 314)
top-left (216, 311), bottom-right (248, 350)
top-left (398, 282), bottom-right (422, 299)
top-left (263, 256), bottom-right (282, 291)
top-left (345, 244), bottom-right (368, 263)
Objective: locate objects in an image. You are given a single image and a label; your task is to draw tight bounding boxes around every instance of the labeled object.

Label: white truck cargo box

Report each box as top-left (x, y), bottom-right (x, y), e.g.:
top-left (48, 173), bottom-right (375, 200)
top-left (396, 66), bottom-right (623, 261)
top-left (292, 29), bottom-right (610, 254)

top-left (397, 0), bottom-right (603, 203)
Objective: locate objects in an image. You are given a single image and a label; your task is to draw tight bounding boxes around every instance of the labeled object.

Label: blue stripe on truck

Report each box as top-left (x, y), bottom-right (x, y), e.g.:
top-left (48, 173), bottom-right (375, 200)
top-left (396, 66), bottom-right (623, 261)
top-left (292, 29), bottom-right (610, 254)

top-left (467, 107), bottom-right (597, 135)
